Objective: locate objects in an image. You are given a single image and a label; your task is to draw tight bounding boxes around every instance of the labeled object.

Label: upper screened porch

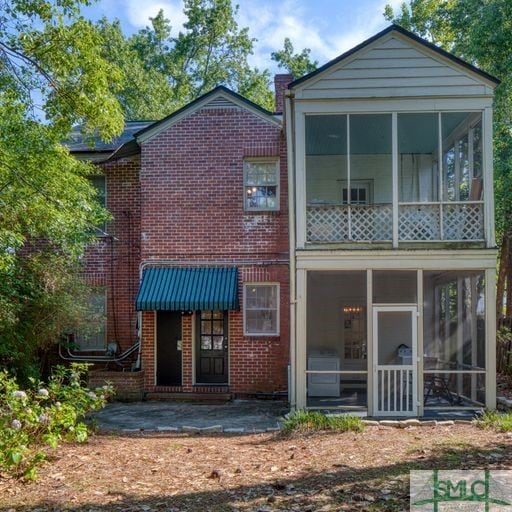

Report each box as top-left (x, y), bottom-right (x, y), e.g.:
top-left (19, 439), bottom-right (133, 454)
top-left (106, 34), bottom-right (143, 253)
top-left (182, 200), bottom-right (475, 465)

top-left (288, 26), bottom-right (497, 251)
top-left (303, 111), bottom-right (491, 247)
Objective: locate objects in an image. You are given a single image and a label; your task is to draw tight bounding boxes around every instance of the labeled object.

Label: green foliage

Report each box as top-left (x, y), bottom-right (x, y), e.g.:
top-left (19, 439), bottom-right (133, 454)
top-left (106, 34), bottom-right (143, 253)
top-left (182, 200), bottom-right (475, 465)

top-left (98, 1), bottom-right (275, 118)
top-left (0, 363), bottom-right (114, 479)
top-left (271, 38), bottom-right (318, 79)
top-left (0, 0), bottom-right (123, 139)
top-left (0, 0), bottom-right (120, 381)
top-left (0, 252), bottom-right (99, 383)
top-left (476, 410), bottom-right (512, 432)
top-left (282, 410), bottom-right (365, 434)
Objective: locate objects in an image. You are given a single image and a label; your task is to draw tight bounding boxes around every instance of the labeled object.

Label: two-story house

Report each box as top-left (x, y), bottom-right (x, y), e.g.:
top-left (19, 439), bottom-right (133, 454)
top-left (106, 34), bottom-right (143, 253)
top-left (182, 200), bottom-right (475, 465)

top-left (286, 25), bottom-right (498, 417)
top-left (68, 25), bottom-right (498, 417)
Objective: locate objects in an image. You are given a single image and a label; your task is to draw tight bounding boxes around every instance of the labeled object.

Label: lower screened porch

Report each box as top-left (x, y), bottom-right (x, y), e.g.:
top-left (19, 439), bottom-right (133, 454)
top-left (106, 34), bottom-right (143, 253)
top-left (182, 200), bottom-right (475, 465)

top-left (293, 259), bottom-right (496, 417)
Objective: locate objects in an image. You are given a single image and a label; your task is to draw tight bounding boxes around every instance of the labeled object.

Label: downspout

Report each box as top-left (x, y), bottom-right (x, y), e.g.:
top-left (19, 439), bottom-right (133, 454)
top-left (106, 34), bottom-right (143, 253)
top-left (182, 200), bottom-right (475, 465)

top-left (285, 90), bottom-right (297, 410)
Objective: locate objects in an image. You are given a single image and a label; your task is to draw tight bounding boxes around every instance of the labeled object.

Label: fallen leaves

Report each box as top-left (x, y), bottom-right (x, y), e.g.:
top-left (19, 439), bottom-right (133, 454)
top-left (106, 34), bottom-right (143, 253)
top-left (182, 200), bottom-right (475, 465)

top-left (0, 425), bottom-right (510, 511)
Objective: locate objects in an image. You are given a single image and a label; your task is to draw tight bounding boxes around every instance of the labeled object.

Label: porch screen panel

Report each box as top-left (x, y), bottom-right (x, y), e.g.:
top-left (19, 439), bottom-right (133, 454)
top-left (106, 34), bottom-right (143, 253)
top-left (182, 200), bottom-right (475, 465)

top-left (306, 115), bottom-right (347, 242)
top-left (373, 270), bottom-right (417, 304)
top-left (349, 114), bottom-right (392, 241)
top-left (398, 113), bottom-right (439, 203)
top-left (441, 112), bottom-right (483, 202)
top-left (306, 115), bottom-right (347, 205)
top-left (306, 271), bottom-right (367, 409)
top-left (423, 270), bottom-right (485, 408)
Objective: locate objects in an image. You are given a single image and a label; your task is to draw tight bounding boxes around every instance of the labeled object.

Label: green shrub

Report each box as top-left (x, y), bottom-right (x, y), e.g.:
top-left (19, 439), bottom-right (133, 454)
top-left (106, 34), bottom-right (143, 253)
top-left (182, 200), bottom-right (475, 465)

top-left (282, 410), bottom-right (364, 434)
top-left (0, 363), bottom-right (114, 479)
top-left (476, 410), bottom-right (512, 432)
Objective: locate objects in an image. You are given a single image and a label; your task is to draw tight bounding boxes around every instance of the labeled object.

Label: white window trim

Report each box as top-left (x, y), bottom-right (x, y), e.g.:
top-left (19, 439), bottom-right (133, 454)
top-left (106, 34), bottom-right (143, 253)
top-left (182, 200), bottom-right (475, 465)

top-left (243, 282), bottom-right (280, 336)
top-left (243, 157), bottom-right (280, 212)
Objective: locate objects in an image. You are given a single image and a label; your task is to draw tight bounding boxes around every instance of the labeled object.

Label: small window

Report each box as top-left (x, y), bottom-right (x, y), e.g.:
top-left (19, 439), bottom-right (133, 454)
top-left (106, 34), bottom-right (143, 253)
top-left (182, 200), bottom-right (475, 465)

top-left (244, 159), bottom-right (279, 211)
top-left (244, 283), bottom-right (279, 336)
top-left (90, 175), bottom-right (106, 236)
top-left (74, 287), bottom-right (107, 351)
top-left (341, 181), bottom-right (371, 205)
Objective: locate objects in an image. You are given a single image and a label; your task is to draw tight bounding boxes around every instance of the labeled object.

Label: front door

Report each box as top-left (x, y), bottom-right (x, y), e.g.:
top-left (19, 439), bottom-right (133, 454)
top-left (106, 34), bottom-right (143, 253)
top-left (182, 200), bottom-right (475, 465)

top-left (372, 306), bottom-right (417, 416)
top-left (156, 311), bottom-right (182, 386)
top-left (196, 310), bottom-right (229, 384)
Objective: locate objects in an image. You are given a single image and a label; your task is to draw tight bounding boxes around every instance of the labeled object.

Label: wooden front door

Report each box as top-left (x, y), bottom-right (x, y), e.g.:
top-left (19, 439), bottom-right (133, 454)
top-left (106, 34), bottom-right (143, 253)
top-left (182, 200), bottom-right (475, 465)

top-left (196, 310), bottom-right (228, 384)
top-left (156, 311), bottom-right (182, 386)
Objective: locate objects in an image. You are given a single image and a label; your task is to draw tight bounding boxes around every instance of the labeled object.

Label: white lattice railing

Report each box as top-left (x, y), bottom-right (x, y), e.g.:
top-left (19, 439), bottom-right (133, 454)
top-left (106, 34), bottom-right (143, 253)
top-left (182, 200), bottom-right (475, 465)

top-left (307, 204), bottom-right (392, 242)
top-left (399, 202), bottom-right (484, 241)
top-left (307, 202), bottom-right (484, 243)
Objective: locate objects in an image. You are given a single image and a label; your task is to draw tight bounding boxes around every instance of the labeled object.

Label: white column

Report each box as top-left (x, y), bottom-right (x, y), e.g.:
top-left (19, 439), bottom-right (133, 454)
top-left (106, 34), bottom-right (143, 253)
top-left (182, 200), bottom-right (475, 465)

top-left (295, 110), bottom-right (307, 249)
top-left (417, 270), bottom-right (424, 417)
top-left (366, 269), bottom-right (373, 415)
top-left (485, 267), bottom-right (497, 410)
top-left (392, 113), bottom-right (398, 248)
top-left (295, 268), bottom-right (308, 409)
top-left (483, 107), bottom-right (495, 248)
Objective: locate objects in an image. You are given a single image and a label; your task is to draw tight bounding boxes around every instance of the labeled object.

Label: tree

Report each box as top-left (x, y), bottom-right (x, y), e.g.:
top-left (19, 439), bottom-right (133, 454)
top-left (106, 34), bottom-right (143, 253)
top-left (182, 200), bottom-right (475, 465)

top-left (271, 37), bottom-right (318, 78)
top-left (0, 0), bottom-right (124, 380)
top-left (98, 1), bottom-right (275, 118)
top-left (385, 0), bottom-right (512, 319)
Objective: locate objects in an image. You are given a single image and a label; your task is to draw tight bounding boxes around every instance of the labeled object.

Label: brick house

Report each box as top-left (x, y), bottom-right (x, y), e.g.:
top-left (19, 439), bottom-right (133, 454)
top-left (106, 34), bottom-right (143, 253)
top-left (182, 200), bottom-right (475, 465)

top-left (68, 84), bottom-right (291, 401)
top-left (68, 25), bottom-right (498, 416)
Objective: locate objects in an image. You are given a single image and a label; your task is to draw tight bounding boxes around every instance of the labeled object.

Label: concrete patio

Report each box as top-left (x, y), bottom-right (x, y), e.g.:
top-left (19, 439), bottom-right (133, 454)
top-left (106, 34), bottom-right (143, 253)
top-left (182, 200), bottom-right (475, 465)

top-left (93, 399), bottom-right (289, 433)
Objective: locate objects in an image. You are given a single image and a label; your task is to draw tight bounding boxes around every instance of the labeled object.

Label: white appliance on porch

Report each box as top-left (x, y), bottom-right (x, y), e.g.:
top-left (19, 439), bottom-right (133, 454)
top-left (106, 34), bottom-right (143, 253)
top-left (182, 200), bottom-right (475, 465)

top-left (307, 349), bottom-right (340, 397)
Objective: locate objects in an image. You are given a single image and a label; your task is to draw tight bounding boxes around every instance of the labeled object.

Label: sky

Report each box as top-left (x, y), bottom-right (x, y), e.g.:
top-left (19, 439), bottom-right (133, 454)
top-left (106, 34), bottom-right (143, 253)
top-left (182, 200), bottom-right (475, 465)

top-left (83, 0), bottom-right (405, 72)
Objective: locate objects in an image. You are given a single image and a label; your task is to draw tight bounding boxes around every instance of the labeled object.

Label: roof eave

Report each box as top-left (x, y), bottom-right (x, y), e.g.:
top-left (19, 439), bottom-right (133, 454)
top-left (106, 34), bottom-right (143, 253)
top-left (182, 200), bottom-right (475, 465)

top-left (289, 24), bottom-right (500, 91)
top-left (135, 86), bottom-right (281, 144)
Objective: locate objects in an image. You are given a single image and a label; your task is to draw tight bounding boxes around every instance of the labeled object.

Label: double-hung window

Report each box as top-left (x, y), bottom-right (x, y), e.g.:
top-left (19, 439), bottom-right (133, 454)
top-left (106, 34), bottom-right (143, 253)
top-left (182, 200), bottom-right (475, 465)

top-left (74, 287), bottom-right (107, 351)
top-left (244, 158), bottom-right (279, 211)
top-left (243, 283), bottom-right (279, 336)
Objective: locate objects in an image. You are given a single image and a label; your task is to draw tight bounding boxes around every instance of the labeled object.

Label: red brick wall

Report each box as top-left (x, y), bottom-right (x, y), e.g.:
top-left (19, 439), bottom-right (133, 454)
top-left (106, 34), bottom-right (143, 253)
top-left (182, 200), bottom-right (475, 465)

top-left (140, 106), bottom-right (288, 260)
top-left (139, 103), bottom-right (290, 396)
top-left (82, 156), bottom-right (141, 359)
top-left (81, 101), bottom-right (290, 397)
top-left (274, 74), bottom-right (293, 114)
top-left (89, 369), bottom-right (144, 401)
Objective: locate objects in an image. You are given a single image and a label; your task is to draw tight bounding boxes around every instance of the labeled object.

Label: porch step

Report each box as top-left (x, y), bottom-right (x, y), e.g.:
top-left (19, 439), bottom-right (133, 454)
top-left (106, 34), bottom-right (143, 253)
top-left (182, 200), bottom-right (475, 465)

top-left (144, 392), bottom-right (232, 402)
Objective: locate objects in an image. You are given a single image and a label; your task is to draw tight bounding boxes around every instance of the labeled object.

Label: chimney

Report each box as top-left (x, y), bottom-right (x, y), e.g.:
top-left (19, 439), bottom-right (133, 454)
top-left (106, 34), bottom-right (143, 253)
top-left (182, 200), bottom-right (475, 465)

top-left (274, 74), bottom-right (293, 114)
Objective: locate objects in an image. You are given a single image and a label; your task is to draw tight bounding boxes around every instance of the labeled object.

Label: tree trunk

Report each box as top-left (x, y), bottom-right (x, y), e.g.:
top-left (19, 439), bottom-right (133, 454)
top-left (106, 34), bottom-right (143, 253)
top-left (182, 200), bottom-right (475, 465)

top-left (496, 233), bottom-right (510, 321)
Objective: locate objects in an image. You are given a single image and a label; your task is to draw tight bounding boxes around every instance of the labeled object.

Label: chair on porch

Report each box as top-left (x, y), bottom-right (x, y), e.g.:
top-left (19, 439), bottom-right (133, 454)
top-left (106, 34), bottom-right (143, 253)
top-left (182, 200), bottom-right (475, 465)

top-left (423, 357), bottom-right (462, 406)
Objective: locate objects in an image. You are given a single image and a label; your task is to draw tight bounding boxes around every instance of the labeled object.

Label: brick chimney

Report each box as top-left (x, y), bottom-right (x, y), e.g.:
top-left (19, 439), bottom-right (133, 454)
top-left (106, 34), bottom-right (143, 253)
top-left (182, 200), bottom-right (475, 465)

top-left (274, 74), bottom-right (293, 114)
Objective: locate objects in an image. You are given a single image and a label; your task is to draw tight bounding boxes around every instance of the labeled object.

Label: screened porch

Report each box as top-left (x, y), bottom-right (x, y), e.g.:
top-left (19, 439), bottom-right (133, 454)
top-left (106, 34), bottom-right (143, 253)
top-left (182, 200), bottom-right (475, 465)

top-left (304, 269), bottom-right (487, 415)
top-left (305, 112), bottom-right (485, 244)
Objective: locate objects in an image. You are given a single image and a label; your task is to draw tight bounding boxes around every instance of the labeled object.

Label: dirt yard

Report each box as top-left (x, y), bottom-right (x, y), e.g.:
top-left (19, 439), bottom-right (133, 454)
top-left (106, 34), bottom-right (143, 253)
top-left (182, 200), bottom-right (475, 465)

top-left (1, 424), bottom-right (511, 511)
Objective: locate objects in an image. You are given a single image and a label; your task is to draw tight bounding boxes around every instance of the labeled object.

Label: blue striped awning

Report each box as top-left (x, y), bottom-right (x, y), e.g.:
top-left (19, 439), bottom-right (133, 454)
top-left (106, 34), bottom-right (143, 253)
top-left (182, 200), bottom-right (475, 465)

top-left (135, 267), bottom-right (239, 311)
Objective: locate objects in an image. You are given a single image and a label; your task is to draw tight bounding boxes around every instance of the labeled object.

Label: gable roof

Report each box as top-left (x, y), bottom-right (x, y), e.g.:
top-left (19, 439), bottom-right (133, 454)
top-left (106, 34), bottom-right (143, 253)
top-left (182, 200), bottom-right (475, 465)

top-left (135, 85), bottom-right (281, 144)
top-left (67, 120), bottom-right (154, 154)
top-left (290, 24), bottom-right (499, 90)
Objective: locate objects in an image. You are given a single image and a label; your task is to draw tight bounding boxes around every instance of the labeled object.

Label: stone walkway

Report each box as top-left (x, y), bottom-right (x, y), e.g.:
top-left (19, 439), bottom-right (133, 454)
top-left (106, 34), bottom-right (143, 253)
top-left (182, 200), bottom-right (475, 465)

top-left (93, 399), bottom-right (289, 433)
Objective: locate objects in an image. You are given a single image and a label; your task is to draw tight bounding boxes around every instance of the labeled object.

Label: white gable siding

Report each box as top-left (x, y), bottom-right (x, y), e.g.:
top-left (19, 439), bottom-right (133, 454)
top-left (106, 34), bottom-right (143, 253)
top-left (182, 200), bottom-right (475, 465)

top-left (298, 36), bottom-right (491, 100)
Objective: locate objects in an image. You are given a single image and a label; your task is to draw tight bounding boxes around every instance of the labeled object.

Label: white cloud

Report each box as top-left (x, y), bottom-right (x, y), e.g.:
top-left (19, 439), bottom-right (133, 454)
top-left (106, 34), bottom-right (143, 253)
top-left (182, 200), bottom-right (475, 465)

top-left (124, 0), bottom-right (187, 32)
